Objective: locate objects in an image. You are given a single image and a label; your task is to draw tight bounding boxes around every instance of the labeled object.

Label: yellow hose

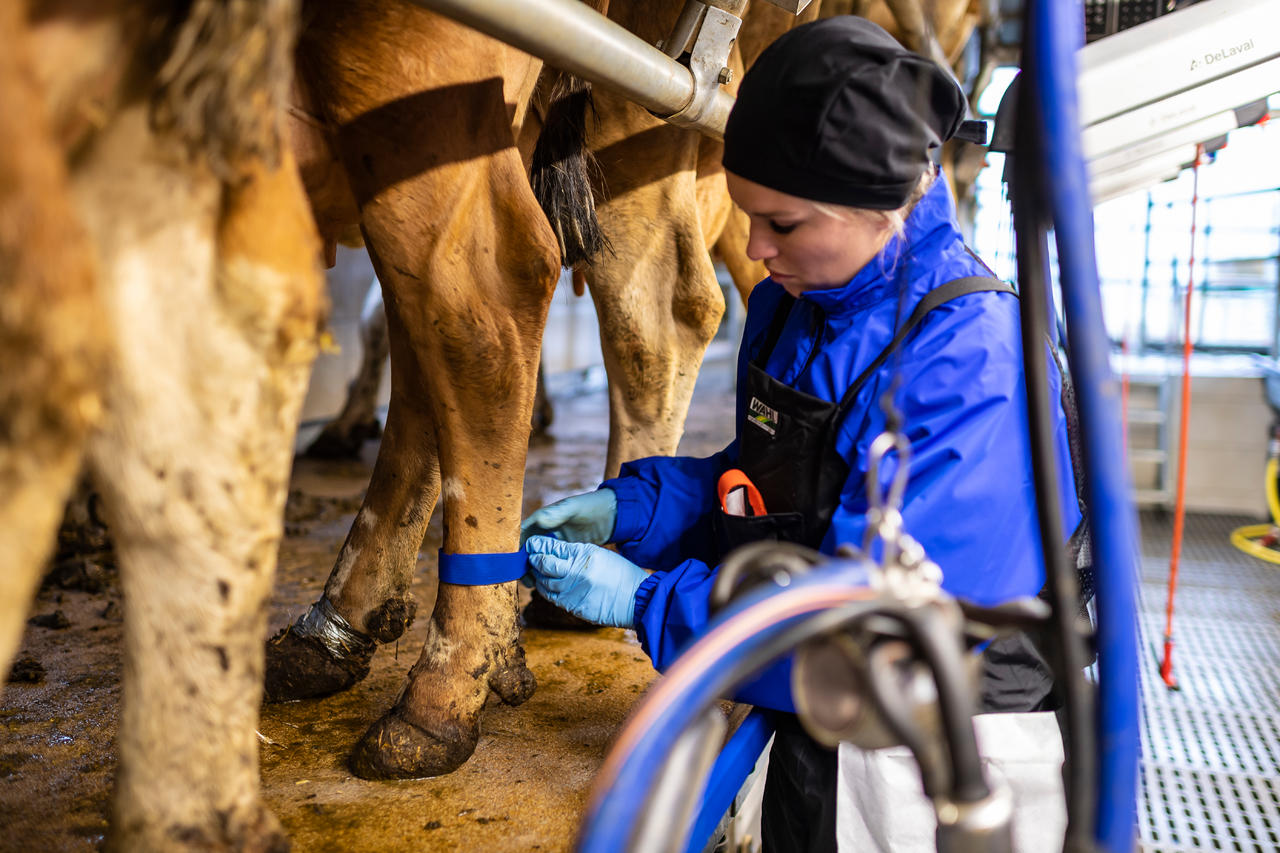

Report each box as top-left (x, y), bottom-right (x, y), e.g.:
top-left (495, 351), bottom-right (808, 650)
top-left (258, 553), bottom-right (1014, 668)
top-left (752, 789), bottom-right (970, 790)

top-left (1229, 456), bottom-right (1280, 564)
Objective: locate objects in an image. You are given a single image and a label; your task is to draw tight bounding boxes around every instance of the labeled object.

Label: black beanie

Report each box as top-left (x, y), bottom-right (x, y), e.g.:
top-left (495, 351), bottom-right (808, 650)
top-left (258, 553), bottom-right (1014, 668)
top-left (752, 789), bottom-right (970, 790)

top-left (723, 16), bottom-right (970, 210)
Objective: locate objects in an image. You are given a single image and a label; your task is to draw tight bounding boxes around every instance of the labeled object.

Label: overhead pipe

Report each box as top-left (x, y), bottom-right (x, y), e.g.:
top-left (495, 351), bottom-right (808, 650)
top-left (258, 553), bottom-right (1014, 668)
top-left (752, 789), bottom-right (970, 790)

top-left (408, 0), bottom-right (738, 138)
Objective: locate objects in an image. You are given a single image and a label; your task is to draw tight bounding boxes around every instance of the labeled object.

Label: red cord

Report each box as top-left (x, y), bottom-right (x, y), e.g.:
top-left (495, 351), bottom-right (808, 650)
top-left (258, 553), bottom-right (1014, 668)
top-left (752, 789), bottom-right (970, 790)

top-left (1161, 144), bottom-right (1203, 689)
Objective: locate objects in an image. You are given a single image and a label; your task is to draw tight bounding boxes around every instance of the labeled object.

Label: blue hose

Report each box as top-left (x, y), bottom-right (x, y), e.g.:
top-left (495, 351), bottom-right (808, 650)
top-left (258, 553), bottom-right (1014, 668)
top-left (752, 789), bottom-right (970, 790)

top-left (576, 558), bottom-right (876, 853)
top-left (1027, 2), bottom-right (1142, 850)
top-left (683, 709), bottom-right (773, 853)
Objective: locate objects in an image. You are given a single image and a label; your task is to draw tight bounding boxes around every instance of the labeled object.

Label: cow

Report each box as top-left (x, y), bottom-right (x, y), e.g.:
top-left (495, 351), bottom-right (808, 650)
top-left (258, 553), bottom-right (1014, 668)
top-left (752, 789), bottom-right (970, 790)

top-left (1, 1), bottom-right (322, 849)
top-left (261, 0), bottom-right (828, 783)
top-left (265, 0), bottom-right (575, 780)
top-left (293, 0), bottom-right (818, 473)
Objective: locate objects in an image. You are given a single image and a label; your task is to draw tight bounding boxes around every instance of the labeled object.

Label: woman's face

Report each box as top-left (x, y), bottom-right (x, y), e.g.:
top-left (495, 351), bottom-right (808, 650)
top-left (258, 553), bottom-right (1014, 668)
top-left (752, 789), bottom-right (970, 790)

top-left (727, 172), bottom-right (894, 297)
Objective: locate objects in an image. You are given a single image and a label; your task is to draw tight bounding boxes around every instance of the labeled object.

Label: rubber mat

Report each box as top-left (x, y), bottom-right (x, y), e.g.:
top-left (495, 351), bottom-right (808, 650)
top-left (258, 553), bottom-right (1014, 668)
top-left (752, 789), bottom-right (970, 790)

top-left (1137, 510), bottom-right (1280, 853)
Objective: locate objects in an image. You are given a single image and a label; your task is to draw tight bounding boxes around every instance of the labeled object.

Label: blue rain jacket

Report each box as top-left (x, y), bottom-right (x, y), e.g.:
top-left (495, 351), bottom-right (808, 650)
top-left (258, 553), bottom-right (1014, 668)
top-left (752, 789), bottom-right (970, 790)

top-left (602, 178), bottom-right (1081, 712)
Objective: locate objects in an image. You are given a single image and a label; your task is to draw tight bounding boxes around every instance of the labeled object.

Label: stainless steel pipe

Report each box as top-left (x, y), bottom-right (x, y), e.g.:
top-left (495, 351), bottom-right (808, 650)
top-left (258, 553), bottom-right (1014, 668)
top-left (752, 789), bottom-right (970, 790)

top-left (409, 0), bottom-right (735, 138)
top-left (662, 0), bottom-right (708, 58)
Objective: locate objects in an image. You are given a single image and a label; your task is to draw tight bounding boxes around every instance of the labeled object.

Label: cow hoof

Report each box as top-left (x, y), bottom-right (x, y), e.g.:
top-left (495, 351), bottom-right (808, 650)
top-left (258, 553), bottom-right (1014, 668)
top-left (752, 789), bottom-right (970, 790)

top-left (263, 598), bottom-right (376, 702)
top-left (521, 590), bottom-right (599, 631)
top-left (349, 710), bottom-right (477, 780)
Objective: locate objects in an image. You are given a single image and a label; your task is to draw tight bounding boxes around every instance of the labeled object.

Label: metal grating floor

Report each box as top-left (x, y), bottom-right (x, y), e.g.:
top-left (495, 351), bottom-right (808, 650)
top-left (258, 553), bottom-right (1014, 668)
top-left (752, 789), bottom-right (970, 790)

top-left (1136, 510), bottom-right (1280, 853)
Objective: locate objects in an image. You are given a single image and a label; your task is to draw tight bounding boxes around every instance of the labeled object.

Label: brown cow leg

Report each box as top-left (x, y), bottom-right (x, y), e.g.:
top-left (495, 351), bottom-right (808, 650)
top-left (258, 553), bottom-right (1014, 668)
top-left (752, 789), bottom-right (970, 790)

top-left (344, 148), bottom-right (556, 777)
top-left (0, 5), bottom-right (103, 687)
top-left (76, 106), bottom-right (321, 851)
top-left (713, 206), bottom-right (768, 306)
top-left (265, 5), bottom-right (545, 711)
top-left (265, 354), bottom-right (438, 702)
top-left (272, 6), bottom-right (554, 776)
top-left (589, 125), bottom-right (725, 478)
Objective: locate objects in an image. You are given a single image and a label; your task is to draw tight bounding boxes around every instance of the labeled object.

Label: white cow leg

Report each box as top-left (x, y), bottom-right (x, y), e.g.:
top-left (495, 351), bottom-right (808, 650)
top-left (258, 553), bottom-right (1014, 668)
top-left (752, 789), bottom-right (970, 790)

top-left (75, 106), bottom-right (321, 852)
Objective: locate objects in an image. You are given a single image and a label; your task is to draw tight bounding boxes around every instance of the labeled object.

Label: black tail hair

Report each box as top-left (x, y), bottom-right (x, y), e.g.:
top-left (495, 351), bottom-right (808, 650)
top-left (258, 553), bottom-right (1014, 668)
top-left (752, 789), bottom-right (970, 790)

top-left (529, 72), bottom-right (609, 268)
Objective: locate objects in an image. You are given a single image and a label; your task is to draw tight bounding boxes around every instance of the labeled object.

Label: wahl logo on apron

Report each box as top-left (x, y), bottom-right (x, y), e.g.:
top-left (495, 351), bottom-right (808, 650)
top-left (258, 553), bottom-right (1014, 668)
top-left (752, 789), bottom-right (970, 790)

top-left (747, 396), bottom-right (780, 436)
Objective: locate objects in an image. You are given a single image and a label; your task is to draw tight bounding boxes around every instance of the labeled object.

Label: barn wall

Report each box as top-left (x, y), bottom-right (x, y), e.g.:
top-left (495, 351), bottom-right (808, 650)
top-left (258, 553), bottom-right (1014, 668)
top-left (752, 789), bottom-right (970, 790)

top-left (1125, 358), bottom-right (1273, 517)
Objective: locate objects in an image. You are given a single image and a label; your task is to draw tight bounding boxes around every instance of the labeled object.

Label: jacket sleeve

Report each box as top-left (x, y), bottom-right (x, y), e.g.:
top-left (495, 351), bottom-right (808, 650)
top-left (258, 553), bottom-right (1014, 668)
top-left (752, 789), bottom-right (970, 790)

top-left (632, 559), bottom-right (798, 712)
top-left (603, 442), bottom-right (738, 571)
top-left (822, 295), bottom-right (1081, 606)
top-left (605, 281), bottom-right (783, 570)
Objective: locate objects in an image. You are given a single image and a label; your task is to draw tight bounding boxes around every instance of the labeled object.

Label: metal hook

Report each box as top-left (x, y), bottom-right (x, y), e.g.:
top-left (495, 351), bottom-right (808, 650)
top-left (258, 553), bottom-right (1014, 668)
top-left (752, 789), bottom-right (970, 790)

top-left (863, 430), bottom-right (913, 561)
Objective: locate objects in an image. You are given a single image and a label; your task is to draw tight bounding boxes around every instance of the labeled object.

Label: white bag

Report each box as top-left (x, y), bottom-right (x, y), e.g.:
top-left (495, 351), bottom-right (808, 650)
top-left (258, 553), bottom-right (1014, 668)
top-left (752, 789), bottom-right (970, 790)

top-left (836, 711), bottom-right (1067, 853)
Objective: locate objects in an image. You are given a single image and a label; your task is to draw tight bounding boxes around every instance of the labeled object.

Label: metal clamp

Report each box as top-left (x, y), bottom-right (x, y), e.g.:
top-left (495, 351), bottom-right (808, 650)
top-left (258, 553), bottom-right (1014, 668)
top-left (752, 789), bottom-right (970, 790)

top-left (655, 4), bottom-right (741, 136)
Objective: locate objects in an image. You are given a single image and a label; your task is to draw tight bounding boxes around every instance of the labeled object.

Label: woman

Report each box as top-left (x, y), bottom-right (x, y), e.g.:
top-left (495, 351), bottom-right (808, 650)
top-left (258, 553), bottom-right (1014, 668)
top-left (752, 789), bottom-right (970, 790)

top-left (522, 15), bottom-right (1080, 852)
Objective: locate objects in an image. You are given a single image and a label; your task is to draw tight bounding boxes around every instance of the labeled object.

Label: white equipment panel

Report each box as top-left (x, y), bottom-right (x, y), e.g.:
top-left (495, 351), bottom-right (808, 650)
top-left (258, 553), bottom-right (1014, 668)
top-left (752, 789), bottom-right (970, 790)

top-left (1078, 0), bottom-right (1280, 204)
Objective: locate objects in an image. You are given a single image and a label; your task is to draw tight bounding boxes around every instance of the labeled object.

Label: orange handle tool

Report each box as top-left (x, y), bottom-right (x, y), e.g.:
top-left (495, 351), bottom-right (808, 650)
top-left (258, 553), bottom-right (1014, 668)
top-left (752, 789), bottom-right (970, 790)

top-left (717, 469), bottom-right (767, 517)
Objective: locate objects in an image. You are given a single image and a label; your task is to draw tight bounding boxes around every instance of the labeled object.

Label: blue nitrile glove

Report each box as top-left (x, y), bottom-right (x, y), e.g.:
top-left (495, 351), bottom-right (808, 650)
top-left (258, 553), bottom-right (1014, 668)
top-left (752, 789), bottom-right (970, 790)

top-left (523, 536), bottom-right (647, 628)
top-left (520, 488), bottom-right (617, 546)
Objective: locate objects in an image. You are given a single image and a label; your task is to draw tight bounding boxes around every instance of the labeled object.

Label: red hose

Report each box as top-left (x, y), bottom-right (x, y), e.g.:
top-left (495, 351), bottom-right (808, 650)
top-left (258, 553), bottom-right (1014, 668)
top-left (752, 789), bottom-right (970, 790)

top-left (1161, 144), bottom-right (1204, 689)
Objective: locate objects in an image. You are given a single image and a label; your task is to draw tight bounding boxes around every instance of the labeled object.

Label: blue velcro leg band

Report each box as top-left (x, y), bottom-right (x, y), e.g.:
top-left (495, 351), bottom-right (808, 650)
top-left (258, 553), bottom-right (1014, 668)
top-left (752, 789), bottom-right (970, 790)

top-left (437, 550), bottom-right (528, 585)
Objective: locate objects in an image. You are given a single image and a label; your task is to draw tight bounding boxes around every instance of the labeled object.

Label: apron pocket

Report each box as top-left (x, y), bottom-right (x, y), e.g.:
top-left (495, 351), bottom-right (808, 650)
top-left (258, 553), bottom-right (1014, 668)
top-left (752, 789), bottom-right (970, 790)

top-left (714, 509), bottom-right (807, 560)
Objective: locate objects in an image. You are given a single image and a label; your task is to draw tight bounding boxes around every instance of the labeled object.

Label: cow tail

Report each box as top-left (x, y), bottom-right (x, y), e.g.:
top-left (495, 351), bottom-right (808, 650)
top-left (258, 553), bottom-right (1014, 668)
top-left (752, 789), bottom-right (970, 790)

top-left (529, 70), bottom-right (610, 268)
top-left (150, 0), bottom-right (300, 184)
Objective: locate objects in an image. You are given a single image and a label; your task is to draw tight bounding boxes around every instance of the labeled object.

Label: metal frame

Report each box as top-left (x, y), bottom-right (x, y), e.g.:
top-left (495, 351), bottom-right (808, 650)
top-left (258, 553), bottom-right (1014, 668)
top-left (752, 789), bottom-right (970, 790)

top-left (406, 0), bottom-right (749, 138)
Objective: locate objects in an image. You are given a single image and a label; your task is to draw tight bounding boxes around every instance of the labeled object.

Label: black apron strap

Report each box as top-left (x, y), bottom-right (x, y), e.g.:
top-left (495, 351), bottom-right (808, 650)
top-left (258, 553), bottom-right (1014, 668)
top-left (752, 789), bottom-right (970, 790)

top-left (837, 276), bottom-right (1017, 411)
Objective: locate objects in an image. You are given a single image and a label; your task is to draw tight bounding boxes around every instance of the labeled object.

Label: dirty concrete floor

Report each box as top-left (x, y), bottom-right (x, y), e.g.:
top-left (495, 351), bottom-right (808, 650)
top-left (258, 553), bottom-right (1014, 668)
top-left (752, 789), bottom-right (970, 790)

top-left (0, 359), bottom-right (738, 852)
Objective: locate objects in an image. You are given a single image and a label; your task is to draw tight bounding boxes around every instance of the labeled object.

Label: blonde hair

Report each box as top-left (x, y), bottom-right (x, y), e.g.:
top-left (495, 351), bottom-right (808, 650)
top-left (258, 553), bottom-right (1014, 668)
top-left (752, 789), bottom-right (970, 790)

top-left (810, 168), bottom-right (938, 239)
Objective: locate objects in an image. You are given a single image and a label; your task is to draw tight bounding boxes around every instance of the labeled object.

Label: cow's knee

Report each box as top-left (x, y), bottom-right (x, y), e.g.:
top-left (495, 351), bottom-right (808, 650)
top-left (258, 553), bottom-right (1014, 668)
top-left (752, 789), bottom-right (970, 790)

top-left (671, 246), bottom-right (726, 348)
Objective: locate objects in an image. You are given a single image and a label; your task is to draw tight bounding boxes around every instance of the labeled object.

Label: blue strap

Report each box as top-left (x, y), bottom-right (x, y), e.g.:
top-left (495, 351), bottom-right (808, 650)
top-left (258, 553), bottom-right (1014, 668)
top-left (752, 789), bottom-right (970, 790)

top-left (437, 549), bottom-right (528, 585)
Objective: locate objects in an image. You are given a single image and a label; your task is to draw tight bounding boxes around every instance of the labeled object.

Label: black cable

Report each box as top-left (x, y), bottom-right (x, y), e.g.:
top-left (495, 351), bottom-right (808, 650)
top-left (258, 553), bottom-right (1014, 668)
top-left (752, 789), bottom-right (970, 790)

top-left (709, 540), bottom-right (822, 613)
top-left (865, 639), bottom-right (948, 797)
top-left (861, 605), bottom-right (991, 804)
top-left (899, 607), bottom-right (991, 804)
top-left (1009, 43), bottom-right (1098, 849)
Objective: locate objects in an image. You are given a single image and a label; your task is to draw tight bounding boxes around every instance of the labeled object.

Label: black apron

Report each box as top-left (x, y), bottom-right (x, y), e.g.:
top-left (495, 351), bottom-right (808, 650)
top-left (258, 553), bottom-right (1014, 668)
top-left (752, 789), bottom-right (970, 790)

top-left (715, 276), bottom-right (1015, 558)
top-left (731, 278), bottom-right (1014, 853)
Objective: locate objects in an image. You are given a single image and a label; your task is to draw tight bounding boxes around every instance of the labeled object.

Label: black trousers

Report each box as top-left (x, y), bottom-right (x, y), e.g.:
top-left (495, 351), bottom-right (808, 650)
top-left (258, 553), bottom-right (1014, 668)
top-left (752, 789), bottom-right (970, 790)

top-left (760, 714), bottom-right (839, 853)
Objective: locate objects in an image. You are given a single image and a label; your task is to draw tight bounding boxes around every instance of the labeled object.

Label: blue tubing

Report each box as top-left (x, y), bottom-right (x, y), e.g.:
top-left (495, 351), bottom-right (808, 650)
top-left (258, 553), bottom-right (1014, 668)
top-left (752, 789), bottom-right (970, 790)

top-left (682, 709), bottom-right (774, 853)
top-left (1028, 2), bottom-right (1142, 850)
top-left (576, 557), bottom-right (876, 853)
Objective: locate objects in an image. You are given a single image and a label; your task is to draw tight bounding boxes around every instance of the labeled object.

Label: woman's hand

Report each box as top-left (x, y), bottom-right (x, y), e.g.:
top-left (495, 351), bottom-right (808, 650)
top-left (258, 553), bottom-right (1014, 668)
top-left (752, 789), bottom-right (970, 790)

top-left (523, 536), bottom-right (647, 628)
top-left (520, 488), bottom-right (617, 545)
